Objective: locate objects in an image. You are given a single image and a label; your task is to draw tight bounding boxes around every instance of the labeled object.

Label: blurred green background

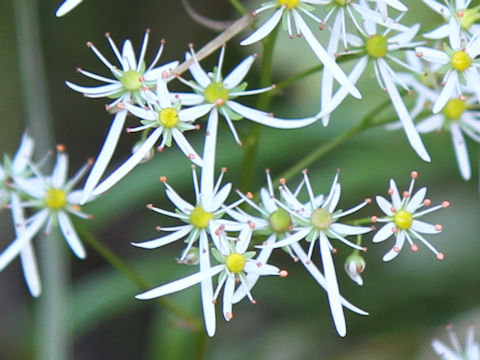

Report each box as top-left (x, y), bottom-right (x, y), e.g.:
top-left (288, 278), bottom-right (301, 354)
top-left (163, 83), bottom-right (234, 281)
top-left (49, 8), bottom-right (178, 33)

top-left (0, 0), bottom-right (479, 359)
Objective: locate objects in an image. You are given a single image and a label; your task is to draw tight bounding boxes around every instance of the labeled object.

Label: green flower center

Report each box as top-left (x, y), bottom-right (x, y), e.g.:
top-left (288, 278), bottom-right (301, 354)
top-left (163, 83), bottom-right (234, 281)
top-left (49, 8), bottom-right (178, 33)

top-left (158, 107), bottom-right (179, 128)
top-left (278, 0), bottom-right (299, 8)
top-left (460, 6), bottom-right (480, 30)
top-left (45, 188), bottom-right (67, 210)
top-left (225, 253), bottom-right (246, 273)
top-left (443, 99), bottom-right (467, 120)
top-left (393, 209), bottom-right (413, 230)
top-left (310, 208), bottom-right (334, 230)
top-left (451, 50), bottom-right (472, 71)
top-left (268, 208), bottom-right (292, 233)
top-left (366, 35), bottom-right (388, 58)
top-left (204, 82), bottom-right (229, 105)
top-left (189, 205), bottom-right (213, 229)
top-left (334, 0), bottom-right (349, 6)
top-left (120, 70), bottom-right (142, 92)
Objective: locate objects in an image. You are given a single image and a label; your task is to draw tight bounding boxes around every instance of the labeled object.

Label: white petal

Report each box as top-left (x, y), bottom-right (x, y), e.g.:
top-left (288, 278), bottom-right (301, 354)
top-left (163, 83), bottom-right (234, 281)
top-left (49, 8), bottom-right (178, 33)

top-left (0, 210), bottom-right (49, 271)
top-left (81, 110), bottom-right (127, 204)
top-left (222, 276), bottom-right (235, 321)
top-left (132, 226), bottom-right (193, 249)
top-left (20, 242), bottom-right (41, 297)
top-left (319, 232), bottom-right (346, 337)
top-left (265, 227), bottom-right (311, 249)
top-left (330, 223), bottom-right (371, 236)
top-left (179, 104), bottom-right (214, 122)
top-left (12, 133), bottom-right (34, 174)
top-left (373, 223), bottom-right (395, 243)
top-left (416, 114), bottom-right (444, 133)
top-left (433, 71), bottom-right (458, 113)
top-left (58, 211), bottom-right (86, 259)
top-left (224, 55), bottom-right (255, 89)
top-left (389, 179), bottom-right (402, 209)
top-left (121, 40), bottom-right (137, 71)
top-left (382, 231), bottom-right (406, 261)
top-left (406, 187), bottom-right (427, 212)
top-left (411, 220), bottom-right (441, 234)
top-left (165, 187), bottom-right (194, 213)
top-left (199, 231), bottom-right (217, 337)
top-left (260, 188), bottom-right (276, 213)
top-left (56, 0), bottom-right (83, 16)
top-left (212, 183), bottom-right (231, 211)
top-left (431, 339), bottom-right (460, 360)
top-left (124, 103), bottom-right (156, 121)
top-left (328, 183), bottom-right (341, 213)
top-left (227, 101), bottom-right (317, 129)
top-left (451, 123), bottom-right (471, 180)
top-left (244, 261), bottom-right (280, 276)
top-left (240, 8), bottom-right (284, 46)
top-left (200, 110), bottom-right (218, 209)
top-left (185, 52), bottom-right (211, 88)
top-left (92, 128), bottom-right (163, 196)
top-left (424, 24), bottom-right (451, 40)
top-left (376, 195), bottom-right (393, 216)
top-left (136, 264), bottom-right (223, 300)
top-left (422, 0), bottom-right (450, 16)
top-left (65, 81), bottom-right (121, 96)
top-left (415, 47), bottom-right (450, 64)
top-left (14, 177), bottom-right (45, 199)
top-left (171, 129), bottom-right (203, 167)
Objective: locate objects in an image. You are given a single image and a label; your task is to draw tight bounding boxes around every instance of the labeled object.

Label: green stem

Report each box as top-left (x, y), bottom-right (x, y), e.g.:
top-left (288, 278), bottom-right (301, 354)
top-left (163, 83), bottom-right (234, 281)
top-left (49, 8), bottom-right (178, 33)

top-left (239, 28), bottom-right (278, 192)
top-left (228, 0), bottom-right (247, 14)
top-left (79, 229), bottom-right (203, 331)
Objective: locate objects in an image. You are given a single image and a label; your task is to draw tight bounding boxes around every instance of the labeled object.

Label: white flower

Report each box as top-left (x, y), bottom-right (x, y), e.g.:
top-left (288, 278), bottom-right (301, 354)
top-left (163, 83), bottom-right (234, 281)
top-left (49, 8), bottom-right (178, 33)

top-left (423, 0), bottom-right (480, 40)
top-left (89, 79), bottom-right (203, 197)
top-left (0, 146), bottom-right (93, 275)
top-left (432, 325), bottom-right (480, 360)
top-left (136, 232), bottom-right (287, 336)
top-left (240, 1), bottom-right (361, 99)
top-left (371, 0), bottom-right (407, 19)
top-left (344, 251), bottom-right (366, 286)
top-left (372, 171), bottom-right (450, 261)
top-left (228, 170), bottom-right (369, 318)
top-left (416, 29), bottom-right (480, 113)
top-left (416, 96), bottom-right (480, 180)
top-left (56, 0), bottom-right (83, 17)
top-left (262, 170), bottom-right (371, 336)
top-left (326, 19), bottom-right (431, 161)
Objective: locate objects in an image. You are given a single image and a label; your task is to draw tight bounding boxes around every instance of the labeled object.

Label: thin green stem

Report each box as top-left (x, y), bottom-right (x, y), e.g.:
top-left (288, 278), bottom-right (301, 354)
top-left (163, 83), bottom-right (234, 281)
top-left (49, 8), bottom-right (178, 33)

top-left (239, 28), bottom-right (279, 192)
top-left (229, 0), bottom-right (247, 14)
top-left (79, 229), bottom-right (203, 331)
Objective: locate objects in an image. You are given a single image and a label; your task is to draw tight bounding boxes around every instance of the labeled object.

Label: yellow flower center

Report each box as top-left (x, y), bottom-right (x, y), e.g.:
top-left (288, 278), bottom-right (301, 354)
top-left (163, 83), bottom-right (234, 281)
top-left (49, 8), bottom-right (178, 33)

top-left (451, 50), bottom-right (472, 71)
top-left (120, 70), bottom-right (142, 92)
top-left (278, 0), bottom-right (299, 8)
top-left (310, 208), bottom-right (334, 230)
top-left (443, 99), bottom-right (467, 120)
top-left (225, 253), bottom-right (246, 273)
top-left (366, 35), bottom-right (388, 58)
top-left (393, 210), bottom-right (413, 230)
top-left (45, 188), bottom-right (67, 210)
top-left (189, 205), bottom-right (213, 229)
top-left (268, 208), bottom-right (292, 233)
top-left (204, 82), bottom-right (229, 105)
top-left (460, 6), bottom-right (480, 30)
top-left (158, 107), bottom-right (179, 128)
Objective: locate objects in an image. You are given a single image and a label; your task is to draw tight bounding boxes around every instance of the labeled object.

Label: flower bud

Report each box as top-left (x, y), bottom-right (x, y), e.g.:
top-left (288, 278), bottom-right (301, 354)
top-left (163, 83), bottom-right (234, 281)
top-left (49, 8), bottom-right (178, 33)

top-left (178, 247), bottom-right (199, 265)
top-left (344, 252), bottom-right (366, 286)
top-left (132, 141), bottom-right (154, 164)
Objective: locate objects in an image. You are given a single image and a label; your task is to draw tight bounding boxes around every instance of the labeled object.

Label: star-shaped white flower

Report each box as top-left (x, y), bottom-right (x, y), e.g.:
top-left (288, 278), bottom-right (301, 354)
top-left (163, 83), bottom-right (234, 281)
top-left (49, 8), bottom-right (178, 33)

top-left (0, 146), bottom-right (93, 281)
top-left (372, 171), bottom-right (450, 261)
top-left (432, 324), bottom-right (480, 360)
top-left (262, 170), bottom-right (371, 336)
top-left (416, 28), bottom-right (480, 113)
top-left (89, 79), bottom-right (203, 197)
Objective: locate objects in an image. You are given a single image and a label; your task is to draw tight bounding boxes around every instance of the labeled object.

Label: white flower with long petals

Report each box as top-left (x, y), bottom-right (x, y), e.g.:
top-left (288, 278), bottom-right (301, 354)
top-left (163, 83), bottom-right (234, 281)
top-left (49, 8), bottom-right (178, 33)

top-left (325, 19), bottom-right (431, 161)
top-left (262, 170), bottom-right (371, 336)
top-left (136, 232), bottom-right (287, 335)
top-left (0, 146), bottom-right (93, 275)
top-left (423, 0), bottom-right (480, 40)
top-left (432, 324), bottom-right (480, 360)
top-left (416, 29), bottom-right (480, 113)
top-left (240, 1), bottom-right (361, 99)
top-left (228, 170), bottom-right (369, 320)
top-left (416, 96), bottom-right (480, 180)
top-left (90, 79), bottom-right (203, 197)
top-left (372, 171), bottom-right (450, 261)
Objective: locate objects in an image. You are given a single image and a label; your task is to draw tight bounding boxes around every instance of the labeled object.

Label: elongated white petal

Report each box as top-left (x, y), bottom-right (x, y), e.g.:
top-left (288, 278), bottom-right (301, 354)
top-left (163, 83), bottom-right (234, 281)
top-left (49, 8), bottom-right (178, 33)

top-left (433, 71), bottom-right (458, 113)
top-left (186, 52), bottom-right (211, 88)
top-left (200, 110), bottom-right (218, 210)
top-left (290, 242), bottom-right (368, 315)
top-left (294, 11), bottom-right (361, 99)
top-left (319, 232), bottom-right (346, 337)
top-left (451, 123), bottom-right (471, 180)
top-left (328, 184), bottom-right (341, 213)
top-left (56, 0), bottom-right (83, 16)
top-left (241, 8), bottom-right (284, 46)
top-left (406, 187), bottom-right (427, 213)
top-left (224, 55), bottom-right (255, 89)
top-left (260, 188), bottom-right (276, 213)
top-left (143, 61), bottom-right (179, 81)
top-left (416, 114), bottom-right (443, 133)
top-left (330, 223), bottom-right (371, 236)
top-left (411, 220), bottom-right (441, 234)
top-left (223, 276), bottom-right (235, 321)
top-left (81, 110), bottom-right (127, 204)
top-left (199, 231), bottom-right (216, 337)
top-left (65, 81), bottom-right (121, 96)
top-left (373, 223), bottom-right (395, 243)
top-left (227, 101), bottom-right (317, 128)
top-left (422, 0), bottom-right (450, 15)
top-left (0, 209), bottom-right (49, 271)
top-left (423, 24), bottom-right (450, 40)
top-left (136, 264), bottom-right (223, 300)
top-left (12, 133), bottom-right (34, 174)
top-left (212, 183), bottom-right (231, 211)
top-left (92, 128), bottom-right (163, 196)
top-left (431, 339), bottom-right (461, 360)
top-left (389, 179), bottom-right (402, 209)
top-left (58, 211), bottom-right (86, 259)
top-left (165, 188), bottom-right (194, 213)
top-left (415, 47), bottom-right (450, 64)
top-left (244, 261), bottom-right (280, 275)
top-left (383, 231), bottom-right (406, 261)
top-left (376, 195), bottom-right (393, 216)
top-left (20, 242), bottom-right (41, 297)
top-left (264, 227), bottom-right (311, 249)
top-left (132, 226), bottom-right (193, 249)
top-left (179, 104), bottom-right (214, 122)
top-left (14, 177), bottom-right (46, 199)
top-left (122, 40), bottom-right (137, 71)
top-left (52, 152), bottom-right (69, 188)
top-left (171, 129), bottom-right (203, 167)
top-left (378, 58), bottom-right (430, 162)
top-left (124, 103), bottom-right (156, 121)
